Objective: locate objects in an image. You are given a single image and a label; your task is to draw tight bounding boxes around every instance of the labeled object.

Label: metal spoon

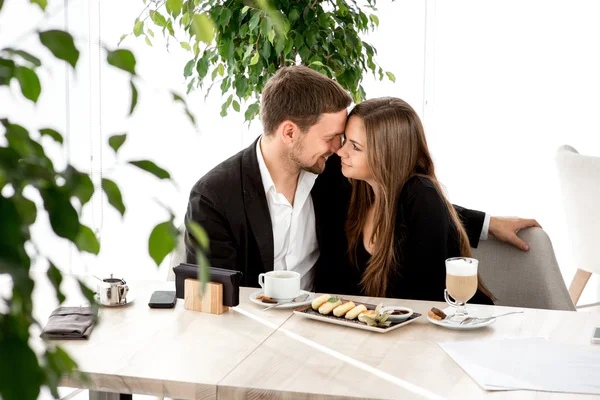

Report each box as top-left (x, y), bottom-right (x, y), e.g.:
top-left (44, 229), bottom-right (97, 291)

top-left (459, 311), bottom-right (524, 325)
top-left (262, 293), bottom-right (310, 311)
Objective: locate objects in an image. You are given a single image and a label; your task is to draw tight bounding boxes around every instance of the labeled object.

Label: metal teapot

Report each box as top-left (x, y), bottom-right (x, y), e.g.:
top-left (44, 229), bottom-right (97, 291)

top-left (96, 274), bottom-right (129, 306)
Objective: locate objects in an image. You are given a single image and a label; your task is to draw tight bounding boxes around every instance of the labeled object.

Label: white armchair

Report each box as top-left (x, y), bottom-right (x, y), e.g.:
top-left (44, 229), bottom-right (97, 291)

top-left (555, 145), bottom-right (600, 306)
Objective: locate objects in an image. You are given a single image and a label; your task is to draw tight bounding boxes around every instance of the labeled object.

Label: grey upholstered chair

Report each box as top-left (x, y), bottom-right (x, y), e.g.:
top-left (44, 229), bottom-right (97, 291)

top-left (473, 227), bottom-right (575, 311)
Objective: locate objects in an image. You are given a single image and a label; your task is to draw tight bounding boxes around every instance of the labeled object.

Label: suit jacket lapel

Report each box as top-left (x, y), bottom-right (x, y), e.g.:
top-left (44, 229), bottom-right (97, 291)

top-left (242, 138), bottom-right (274, 272)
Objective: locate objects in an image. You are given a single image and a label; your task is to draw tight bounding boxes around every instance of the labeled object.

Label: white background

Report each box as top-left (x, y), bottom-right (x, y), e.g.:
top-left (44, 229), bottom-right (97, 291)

top-left (1, 0), bottom-right (598, 304)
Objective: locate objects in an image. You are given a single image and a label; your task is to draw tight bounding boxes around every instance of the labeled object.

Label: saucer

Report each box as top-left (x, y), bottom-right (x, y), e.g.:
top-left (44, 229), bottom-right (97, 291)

top-left (249, 289), bottom-right (315, 309)
top-left (427, 306), bottom-right (496, 330)
top-left (94, 291), bottom-right (136, 307)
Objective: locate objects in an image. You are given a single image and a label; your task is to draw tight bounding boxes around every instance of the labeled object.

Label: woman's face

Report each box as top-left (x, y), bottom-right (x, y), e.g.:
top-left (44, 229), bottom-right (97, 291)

top-left (337, 115), bottom-right (372, 181)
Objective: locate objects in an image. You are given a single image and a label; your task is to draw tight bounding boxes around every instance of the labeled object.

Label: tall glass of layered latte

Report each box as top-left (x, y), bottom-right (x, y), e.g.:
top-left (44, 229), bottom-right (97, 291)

top-left (444, 257), bottom-right (478, 321)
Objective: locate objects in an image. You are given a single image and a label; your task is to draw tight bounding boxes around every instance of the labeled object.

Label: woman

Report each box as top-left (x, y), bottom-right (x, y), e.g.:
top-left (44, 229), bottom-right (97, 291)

top-left (337, 97), bottom-right (494, 304)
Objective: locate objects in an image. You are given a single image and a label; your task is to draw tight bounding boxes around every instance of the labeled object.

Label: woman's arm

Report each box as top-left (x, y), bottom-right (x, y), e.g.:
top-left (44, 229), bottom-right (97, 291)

top-left (452, 205), bottom-right (485, 248)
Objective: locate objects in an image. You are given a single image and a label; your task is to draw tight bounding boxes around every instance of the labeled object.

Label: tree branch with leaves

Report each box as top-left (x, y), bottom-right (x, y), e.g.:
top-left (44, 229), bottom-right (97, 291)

top-left (127, 0), bottom-right (395, 122)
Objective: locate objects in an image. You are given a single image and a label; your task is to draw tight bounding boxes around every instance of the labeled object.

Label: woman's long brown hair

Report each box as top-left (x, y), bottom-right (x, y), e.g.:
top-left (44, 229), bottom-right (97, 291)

top-left (346, 97), bottom-right (494, 300)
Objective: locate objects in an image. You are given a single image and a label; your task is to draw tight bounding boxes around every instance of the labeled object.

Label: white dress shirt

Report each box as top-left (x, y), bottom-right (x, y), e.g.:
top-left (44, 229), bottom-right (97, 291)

top-left (256, 139), bottom-right (319, 290)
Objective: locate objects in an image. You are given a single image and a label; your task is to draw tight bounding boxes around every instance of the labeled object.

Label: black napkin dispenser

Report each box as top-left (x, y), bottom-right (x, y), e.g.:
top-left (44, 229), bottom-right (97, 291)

top-left (173, 263), bottom-right (243, 307)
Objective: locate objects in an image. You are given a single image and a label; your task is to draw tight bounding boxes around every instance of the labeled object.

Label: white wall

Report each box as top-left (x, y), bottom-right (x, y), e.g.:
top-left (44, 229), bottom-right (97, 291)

top-left (2, 0), bottom-right (598, 303)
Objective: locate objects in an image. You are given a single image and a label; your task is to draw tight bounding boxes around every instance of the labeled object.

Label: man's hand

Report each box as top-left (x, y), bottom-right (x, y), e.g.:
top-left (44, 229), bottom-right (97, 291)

top-left (489, 217), bottom-right (542, 251)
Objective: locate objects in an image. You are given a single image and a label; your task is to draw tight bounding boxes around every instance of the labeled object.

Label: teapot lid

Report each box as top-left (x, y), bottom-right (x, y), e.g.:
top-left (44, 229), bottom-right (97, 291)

top-left (103, 273), bottom-right (126, 284)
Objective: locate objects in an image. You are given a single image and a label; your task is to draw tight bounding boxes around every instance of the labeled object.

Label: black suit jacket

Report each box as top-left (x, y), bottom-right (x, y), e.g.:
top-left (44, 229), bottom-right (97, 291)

top-left (185, 138), bottom-right (486, 293)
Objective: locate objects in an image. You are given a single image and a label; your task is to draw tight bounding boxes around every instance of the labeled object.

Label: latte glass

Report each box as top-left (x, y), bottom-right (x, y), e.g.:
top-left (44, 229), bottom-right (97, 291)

top-left (444, 257), bottom-right (478, 321)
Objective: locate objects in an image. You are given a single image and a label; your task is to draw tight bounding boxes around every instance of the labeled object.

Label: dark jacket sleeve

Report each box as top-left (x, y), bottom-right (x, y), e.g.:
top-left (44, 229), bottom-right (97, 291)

top-left (184, 181), bottom-right (237, 271)
top-left (400, 179), bottom-right (455, 301)
top-left (453, 205), bottom-right (485, 248)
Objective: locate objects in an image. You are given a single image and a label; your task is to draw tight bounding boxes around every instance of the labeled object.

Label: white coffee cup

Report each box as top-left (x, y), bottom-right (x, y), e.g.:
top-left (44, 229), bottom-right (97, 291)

top-left (258, 270), bottom-right (301, 300)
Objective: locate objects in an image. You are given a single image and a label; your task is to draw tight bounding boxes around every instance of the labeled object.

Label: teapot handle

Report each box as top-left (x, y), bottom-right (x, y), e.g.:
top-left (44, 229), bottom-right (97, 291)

top-left (118, 284), bottom-right (129, 304)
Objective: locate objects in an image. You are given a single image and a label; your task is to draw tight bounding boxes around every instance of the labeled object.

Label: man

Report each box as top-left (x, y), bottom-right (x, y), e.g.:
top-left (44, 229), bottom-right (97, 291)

top-left (185, 66), bottom-right (540, 292)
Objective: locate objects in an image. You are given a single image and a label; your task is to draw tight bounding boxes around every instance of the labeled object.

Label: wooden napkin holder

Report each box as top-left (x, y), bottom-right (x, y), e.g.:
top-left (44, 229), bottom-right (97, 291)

top-left (184, 278), bottom-right (230, 315)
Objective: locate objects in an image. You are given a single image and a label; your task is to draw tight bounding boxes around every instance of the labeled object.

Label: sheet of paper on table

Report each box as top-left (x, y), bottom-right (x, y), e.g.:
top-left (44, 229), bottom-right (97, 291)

top-left (439, 337), bottom-right (600, 395)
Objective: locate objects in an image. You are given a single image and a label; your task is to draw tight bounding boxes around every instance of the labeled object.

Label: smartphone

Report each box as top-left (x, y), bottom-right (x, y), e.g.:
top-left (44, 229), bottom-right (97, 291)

top-left (148, 291), bottom-right (177, 309)
top-left (593, 327), bottom-right (600, 344)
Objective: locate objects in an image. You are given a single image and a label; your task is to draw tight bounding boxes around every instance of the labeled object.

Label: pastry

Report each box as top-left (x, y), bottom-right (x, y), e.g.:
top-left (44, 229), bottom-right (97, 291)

top-left (318, 298), bottom-right (342, 314)
top-left (311, 294), bottom-right (331, 310)
top-left (333, 301), bottom-right (356, 317)
top-left (427, 307), bottom-right (447, 320)
top-left (344, 304), bottom-right (367, 320)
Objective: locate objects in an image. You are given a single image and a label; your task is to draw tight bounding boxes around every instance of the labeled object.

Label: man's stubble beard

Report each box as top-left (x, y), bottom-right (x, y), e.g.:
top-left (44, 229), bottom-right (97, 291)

top-left (290, 139), bottom-right (326, 175)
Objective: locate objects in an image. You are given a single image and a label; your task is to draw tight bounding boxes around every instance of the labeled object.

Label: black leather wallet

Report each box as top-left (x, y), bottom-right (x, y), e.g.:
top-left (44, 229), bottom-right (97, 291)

top-left (173, 263), bottom-right (243, 307)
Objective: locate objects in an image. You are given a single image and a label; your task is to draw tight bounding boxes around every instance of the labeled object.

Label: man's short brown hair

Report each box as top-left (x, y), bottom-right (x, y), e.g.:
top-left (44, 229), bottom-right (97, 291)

top-left (260, 66), bottom-right (353, 135)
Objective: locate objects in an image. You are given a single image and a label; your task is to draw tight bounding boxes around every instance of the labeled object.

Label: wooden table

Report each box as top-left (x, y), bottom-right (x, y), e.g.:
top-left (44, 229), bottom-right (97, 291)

top-left (10, 273), bottom-right (600, 399)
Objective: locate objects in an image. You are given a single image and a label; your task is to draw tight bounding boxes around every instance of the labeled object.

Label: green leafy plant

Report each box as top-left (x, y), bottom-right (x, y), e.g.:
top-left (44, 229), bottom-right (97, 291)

top-left (125, 0), bottom-right (395, 121)
top-left (0, 2), bottom-right (211, 399)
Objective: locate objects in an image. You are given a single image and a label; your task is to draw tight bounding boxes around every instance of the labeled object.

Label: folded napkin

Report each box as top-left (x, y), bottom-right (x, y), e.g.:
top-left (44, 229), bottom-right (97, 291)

top-left (41, 307), bottom-right (95, 340)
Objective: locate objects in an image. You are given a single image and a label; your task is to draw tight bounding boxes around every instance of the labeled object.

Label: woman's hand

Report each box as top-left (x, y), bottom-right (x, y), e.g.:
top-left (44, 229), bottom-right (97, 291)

top-left (489, 217), bottom-right (542, 251)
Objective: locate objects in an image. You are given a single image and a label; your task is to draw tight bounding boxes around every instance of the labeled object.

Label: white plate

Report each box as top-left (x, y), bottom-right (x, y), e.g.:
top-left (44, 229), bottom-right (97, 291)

top-left (427, 306), bottom-right (495, 330)
top-left (94, 291), bottom-right (136, 307)
top-left (249, 289), bottom-right (315, 309)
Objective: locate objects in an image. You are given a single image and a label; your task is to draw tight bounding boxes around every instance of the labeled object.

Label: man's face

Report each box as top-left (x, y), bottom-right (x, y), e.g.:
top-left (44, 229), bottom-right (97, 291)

top-left (290, 110), bottom-right (348, 174)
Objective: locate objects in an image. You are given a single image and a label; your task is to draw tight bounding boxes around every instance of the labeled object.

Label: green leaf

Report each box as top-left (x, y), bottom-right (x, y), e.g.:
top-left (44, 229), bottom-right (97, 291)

top-left (75, 225), bottom-right (100, 254)
top-left (128, 160), bottom-right (171, 179)
top-left (196, 56), bottom-right (209, 79)
top-left (39, 128), bottom-right (63, 144)
top-left (180, 41), bottom-right (191, 51)
top-left (249, 12), bottom-right (260, 32)
top-left (186, 220), bottom-right (209, 251)
top-left (309, 61), bottom-right (325, 68)
top-left (370, 14), bottom-right (379, 26)
top-left (41, 186), bottom-right (79, 241)
top-left (145, 36), bottom-right (153, 46)
top-left (150, 10), bottom-right (167, 27)
top-left (220, 8), bottom-right (233, 27)
top-left (102, 178), bottom-right (125, 216)
top-left (217, 63), bottom-right (224, 76)
top-left (2, 48), bottom-right (41, 67)
top-left (245, 102), bottom-right (260, 121)
top-left (0, 321), bottom-right (44, 400)
top-left (232, 100), bottom-right (240, 112)
top-left (39, 30), bottom-right (79, 68)
top-left (386, 71), bottom-right (396, 83)
top-left (166, 20), bottom-right (175, 36)
top-left (118, 34), bottom-right (128, 46)
top-left (183, 59), bottom-right (194, 77)
top-left (249, 52), bottom-right (259, 65)
top-left (234, 76), bottom-right (248, 98)
top-left (196, 250), bottom-right (210, 295)
top-left (47, 262), bottom-right (66, 304)
top-left (267, 31), bottom-right (276, 46)
top-left (148, 220), bottom-right (179, 266)
top-left (129, 79), bottom-right (138, 115)
top-left (148, 28), bottom-right (154, 37)
top-left (288, 9), bottom-right (300, 23)
top-left (173, 93), bottom-right (197, 125)
top-left (108, 133), bottom-right (127, 154)
top-left (77, 280), bottom-right (97, 306)
top-left (14, 194), bottom-right (37, 226)
top-left (64, 166), bottom-right (94, 206)
top-left (134, 20), bottom-right (144, 37)
top-left (107, 49), bottom-right (136, 75)
top-left (30, 0), bottom-right (47, 10)
top-left (182, 12), bottom-right (191, 27)
top-left (0, 58), bottom-right (15, 85)
top-left (187, 77), bottom-right (196, 94)
top-left (14, 66), bottom-right (41, 102)
top-left (241, 5), bottom-right (250, 14)
top-left (192, 13), bottom-right (215, 45)
top-left (166, 0), bottom-right (183, 17)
